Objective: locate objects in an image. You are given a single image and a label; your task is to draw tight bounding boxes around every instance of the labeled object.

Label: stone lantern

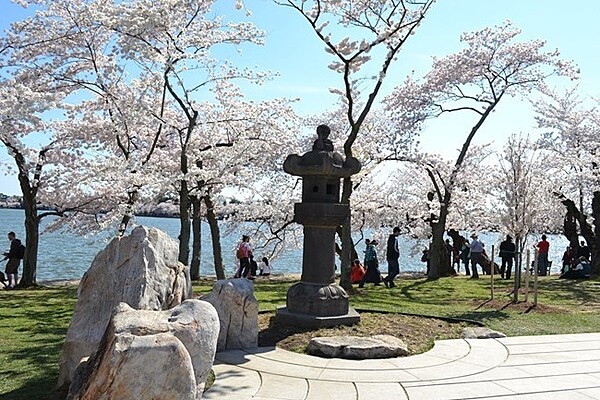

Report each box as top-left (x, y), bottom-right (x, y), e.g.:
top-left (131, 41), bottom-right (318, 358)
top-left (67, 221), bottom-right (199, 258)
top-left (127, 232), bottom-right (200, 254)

top-left (276, 125), bottom-right (361, 328)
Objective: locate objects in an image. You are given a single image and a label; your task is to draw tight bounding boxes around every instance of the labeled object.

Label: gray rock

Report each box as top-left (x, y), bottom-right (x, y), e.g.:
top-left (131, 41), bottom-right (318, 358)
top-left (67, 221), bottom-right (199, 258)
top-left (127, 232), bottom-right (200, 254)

top-left (202, 278), bottom-right (258, 351)
top-left (462, 327), bottom-right (507, 339)
top-left (67, 300), bottom-right (219, 400)
top-left (58, 226), bottom-right (192, 388)
top-left (307, 335), bottom-right (409, 359)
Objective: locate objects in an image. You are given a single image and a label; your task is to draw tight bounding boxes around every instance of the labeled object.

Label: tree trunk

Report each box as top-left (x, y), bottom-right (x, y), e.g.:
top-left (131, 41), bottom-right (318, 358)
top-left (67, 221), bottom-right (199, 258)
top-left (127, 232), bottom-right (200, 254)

top-left (427, 101), bottom-right (500, 280)
top-left (559, 193), bottom-right (599, 276)
top-left (19, 190), bottom-right (39, 288)
top-left (117, 188), bottom-right (139, 237)
top-left (203, 192), bottom-right (226, 280)
top-left (428, 196), bottom-right (453, 279)
top-left (178, 179), bottom-right (191, 266)
top-left (190, 195), bottom-right (202, 280)
top-left (590, 191), bottom-right (600, 275)
top-left (563, 204), bottom-right (580, 251)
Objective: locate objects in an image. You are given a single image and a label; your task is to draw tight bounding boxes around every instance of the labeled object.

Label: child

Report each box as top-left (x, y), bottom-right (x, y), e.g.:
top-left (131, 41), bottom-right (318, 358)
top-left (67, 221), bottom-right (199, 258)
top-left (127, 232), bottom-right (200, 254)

top-left (351, 259), bottom-right (366, 284)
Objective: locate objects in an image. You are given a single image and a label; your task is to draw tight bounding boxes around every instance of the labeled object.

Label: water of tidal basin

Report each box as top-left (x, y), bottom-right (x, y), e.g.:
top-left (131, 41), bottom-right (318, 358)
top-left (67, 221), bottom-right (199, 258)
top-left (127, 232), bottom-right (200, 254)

top-left (0, 208), bottom-right (569, 281)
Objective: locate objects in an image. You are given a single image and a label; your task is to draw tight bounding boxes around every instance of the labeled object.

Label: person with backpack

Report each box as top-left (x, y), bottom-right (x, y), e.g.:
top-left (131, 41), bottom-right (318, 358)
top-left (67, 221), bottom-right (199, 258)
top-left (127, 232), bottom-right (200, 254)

top-left (234, 235), bottom-right (252, 279)
top-left (3, 231), bottom-right (24, 289)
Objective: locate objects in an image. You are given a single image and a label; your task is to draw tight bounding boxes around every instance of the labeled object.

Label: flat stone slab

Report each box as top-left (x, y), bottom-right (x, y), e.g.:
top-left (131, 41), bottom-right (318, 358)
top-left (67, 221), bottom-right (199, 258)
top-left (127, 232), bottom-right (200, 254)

top-left (307, 335), bottom-right (409, 359)
top-left (462, 327), bottom-right (506, 339)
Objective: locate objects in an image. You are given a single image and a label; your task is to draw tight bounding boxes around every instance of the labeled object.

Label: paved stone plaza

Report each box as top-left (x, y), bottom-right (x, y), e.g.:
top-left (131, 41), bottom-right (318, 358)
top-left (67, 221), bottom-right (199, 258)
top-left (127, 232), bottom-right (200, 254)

top-left (204, 332), bottom-right (600, 399)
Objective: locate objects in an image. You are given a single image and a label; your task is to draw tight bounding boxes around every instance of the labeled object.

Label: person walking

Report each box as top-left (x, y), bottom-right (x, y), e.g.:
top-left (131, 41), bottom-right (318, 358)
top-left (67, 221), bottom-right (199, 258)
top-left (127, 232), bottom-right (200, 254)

top-left (468, 233), bottom-right (484, 279)
top-left (459, 239), bottom-right (471, 275)
top-left (3, 231), bottom-right (24, 289)
top-left (383, 227), bottom-right (401, 288)
top-left (359, 239), bottom-right (382, 287)
top-left (536, 235), bottom-right (550, 276)
top-left (499, 234), bottom-right (516, 279)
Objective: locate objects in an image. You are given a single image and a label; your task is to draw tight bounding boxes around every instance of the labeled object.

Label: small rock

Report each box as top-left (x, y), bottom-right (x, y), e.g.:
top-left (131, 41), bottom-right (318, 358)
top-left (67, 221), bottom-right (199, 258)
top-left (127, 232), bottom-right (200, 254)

top-left (462, 327), bottom-right (506, 339)
top-left (307, 335), bottom-right (409, 359)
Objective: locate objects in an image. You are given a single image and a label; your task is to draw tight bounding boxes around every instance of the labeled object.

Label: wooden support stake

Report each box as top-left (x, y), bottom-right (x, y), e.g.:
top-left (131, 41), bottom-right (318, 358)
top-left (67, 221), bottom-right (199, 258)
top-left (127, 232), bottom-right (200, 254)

top-left (533, 250), bottom-right (539, 307)
top-left (491, 244), bottom-right (495, 300)
top-left (524, 250), bottom-right (530, 303)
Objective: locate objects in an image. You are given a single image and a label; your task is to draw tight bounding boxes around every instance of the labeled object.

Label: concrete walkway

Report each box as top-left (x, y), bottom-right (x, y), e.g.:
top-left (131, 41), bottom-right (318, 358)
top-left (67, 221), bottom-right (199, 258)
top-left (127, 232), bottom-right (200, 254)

top-left (203, 332), bottom-right (600, 400)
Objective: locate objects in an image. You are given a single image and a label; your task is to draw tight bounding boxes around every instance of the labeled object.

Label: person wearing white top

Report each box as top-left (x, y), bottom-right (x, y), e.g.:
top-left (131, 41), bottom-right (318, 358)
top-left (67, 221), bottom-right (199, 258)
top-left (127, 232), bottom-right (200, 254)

top-left (259, 257), bottom-right (271, 276)
top-left (468, 233), bottom-right (484, 279)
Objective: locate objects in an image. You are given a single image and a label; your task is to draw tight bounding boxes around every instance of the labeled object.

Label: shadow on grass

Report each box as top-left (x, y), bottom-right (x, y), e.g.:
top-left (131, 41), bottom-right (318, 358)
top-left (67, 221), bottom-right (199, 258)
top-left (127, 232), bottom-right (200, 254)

top-left (400, 278), bottom-right (431, 301)
top-left (450, 309), bottom-right (511, 325)
top-left (1, 375), bottom-right (68, 400)
top-left (0, 287), bottom-right (76, 400)
top-left (258, 315), bottom-right (314, 347)
top-left (536, 277), bottom-right (600, 305)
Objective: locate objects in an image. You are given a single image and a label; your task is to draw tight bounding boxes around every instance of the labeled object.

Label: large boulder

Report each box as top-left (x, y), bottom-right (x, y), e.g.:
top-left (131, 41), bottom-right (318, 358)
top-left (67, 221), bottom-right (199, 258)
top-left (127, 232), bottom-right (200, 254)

top-left (202, 278), bottom-right (258, 351)
top-left (67, 300), bottom-right (219, 400)
top-left (58, 226), bottom-right (192, 388)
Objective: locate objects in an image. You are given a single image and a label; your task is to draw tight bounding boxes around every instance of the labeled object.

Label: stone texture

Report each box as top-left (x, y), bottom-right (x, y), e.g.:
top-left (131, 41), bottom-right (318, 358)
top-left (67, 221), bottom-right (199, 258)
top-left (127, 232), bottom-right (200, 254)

top-left (286, 282), bottom-right (349, 316)
top-left (67, 300), bottom-right (219, 400)
top-left (202, 278), bottom-right (258, 351)
top-left (307, 335), bottom-right (409, 359)
top-left (276, 306), bottom-right (361, 329)
top-left (58, 226), bottom-right (192, 388)
top-left (462, 327), bottom-right (507, 339)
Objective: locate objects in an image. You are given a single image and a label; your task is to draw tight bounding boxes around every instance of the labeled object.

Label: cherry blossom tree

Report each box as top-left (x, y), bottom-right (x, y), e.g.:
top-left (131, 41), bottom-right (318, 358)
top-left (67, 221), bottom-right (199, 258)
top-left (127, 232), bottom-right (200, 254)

top-left (3, 0), bottom-right (298, 280)
top-left (384, 21), bottom-right (578, 279)
top-left (2, 0), bottom-right (173, 237)
top-left (489, 133), bottom-right (563, 279)
top-left (279, 0), bottom-right (435, 289)
top-left (0, 72), bottom-right (117, 287)
top-left (535, 88), bottom-right (600, 274)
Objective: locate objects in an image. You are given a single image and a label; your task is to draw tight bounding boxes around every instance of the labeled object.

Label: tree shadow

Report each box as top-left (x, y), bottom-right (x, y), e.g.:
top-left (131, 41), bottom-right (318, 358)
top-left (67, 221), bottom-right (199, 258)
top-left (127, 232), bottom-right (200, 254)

top-left (1, 376), bottom-right (68, 400)
top-left (535, 277), bottom-right (600, 305)
top-left (400, 278), bottom-right (431, 301)
top-left (451, 309), bottom-right (511, 325)
top-left (258, 314), bottom-right (315, 346)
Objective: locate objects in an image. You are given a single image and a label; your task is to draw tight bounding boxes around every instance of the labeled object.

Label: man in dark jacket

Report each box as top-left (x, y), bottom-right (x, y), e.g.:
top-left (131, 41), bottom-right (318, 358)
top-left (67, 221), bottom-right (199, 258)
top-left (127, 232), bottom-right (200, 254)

top-left (383, 227), bottom-right (401, 288)
top-left (3, 231), bottom-right (24, 289)
top-left (499, 234), bottom-right (516, 279)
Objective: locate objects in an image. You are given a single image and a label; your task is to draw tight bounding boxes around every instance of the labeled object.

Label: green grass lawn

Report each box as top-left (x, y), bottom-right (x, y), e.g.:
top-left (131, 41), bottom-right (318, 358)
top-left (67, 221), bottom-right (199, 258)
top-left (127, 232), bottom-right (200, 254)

top-left (1, 275), bottom-right (599, 399)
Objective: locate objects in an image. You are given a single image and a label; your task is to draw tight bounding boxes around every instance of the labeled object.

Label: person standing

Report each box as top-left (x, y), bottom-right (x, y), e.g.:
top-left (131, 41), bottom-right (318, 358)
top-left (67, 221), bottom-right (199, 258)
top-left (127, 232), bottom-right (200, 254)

top-left (248, 254), bottom-right (258, 279)
top-left (234, 235), bottom-right (252, 278)
top-left (459, 239), bottom-right (471, 275)
top-left (536, 235), bottom-right (550, 276)
top-left (384, 227), bottom-right (401, 288)
top-left (3, 232), bottom-right (24, 289)
top-left (445, 239), bottom-right (453, 270)
top-left (468, 233), bottom-right (484, 279)
top-left (499, 234), bottom-right (516, 279)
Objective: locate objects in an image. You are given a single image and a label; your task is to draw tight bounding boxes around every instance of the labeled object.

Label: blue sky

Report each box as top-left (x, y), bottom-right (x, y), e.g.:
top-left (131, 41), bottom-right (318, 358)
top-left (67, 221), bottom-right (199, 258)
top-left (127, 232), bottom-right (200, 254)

top-left (1, 0), bottom-right (598, 195)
